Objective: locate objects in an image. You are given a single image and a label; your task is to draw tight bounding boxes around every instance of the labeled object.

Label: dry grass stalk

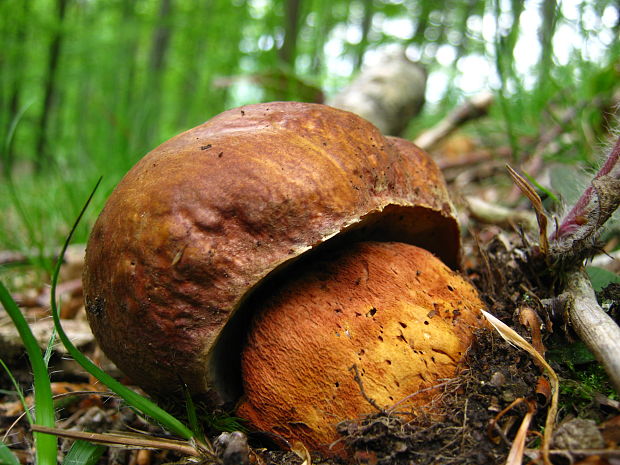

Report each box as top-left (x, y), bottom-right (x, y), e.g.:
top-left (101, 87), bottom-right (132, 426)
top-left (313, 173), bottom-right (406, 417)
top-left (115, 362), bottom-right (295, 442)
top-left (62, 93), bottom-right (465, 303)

top-left (481, 311), bottom-right (558, 465)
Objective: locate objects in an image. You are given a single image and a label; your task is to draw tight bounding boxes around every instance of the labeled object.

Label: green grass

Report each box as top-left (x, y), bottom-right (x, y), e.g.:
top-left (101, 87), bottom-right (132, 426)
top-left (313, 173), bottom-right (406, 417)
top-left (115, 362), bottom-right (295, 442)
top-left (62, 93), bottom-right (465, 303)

top-left (0, 180), bottom-right (200, 463)
top-left (0, 281), bottom-right (57, 465)
top-left (46, 178), bottom-right (196, 442)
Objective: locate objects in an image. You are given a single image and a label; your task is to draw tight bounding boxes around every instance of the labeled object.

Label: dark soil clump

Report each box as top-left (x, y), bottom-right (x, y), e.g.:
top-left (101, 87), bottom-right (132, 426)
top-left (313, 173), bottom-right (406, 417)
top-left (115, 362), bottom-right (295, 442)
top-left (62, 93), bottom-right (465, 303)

top-left (335, 329), bottom-right (541, 465)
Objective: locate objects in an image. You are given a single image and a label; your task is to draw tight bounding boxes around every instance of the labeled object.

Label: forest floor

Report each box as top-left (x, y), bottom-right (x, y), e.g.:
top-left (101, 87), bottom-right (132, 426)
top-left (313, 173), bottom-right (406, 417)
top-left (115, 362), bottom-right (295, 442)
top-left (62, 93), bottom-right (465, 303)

top-left (1, 133), bottom-right (619, 465)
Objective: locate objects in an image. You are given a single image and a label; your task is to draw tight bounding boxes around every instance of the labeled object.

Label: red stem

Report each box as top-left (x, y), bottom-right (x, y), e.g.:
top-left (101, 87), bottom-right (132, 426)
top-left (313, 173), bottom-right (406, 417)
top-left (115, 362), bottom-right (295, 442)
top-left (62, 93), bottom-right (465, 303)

top-left (552, 135), bottom-right (620, 240)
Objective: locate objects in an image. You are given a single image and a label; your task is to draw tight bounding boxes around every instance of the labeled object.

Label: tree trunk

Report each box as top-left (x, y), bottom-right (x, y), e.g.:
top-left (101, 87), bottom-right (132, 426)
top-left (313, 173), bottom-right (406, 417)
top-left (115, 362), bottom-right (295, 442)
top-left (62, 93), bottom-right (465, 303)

top-left (149, 0), bottom-right (173, 73)
top-left (354, 0), bottom-right (373, 71)
top-left (278, 0), bottom-right (302, 66)
top-left (538, 0), bottom-right (558, 90)
top-left (35, 0), bottom-right (68, 172)
top-left (3, 0), bottom-right (30, 175)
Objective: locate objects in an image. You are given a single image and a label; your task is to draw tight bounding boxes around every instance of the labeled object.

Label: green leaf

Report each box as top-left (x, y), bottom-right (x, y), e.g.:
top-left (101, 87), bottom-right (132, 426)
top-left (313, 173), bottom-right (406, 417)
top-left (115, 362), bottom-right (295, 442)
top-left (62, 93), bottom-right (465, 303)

top-left (522, 170), bottom-right (559, 203)
top-left (0, 359), bottom-right (33, 424)
top-left (0, 442), bottom-right (20, 465)
top-left (63, 440), bottom-right (106, 465)
top-left (0, 283), bottom-right (57, 465)
top-left (586, 266), bottom-right (620, 292)
top-left (549, 163), bottom-right (587, 206)
top-left (183, 383), bottom-right (203, 439)
top-left (49, 178), bottom-right (195, 441)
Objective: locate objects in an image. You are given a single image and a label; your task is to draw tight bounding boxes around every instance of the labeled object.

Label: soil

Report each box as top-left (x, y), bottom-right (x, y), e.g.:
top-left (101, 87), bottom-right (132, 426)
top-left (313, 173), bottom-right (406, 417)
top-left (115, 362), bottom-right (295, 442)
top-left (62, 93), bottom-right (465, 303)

top-left (335, 330), bottom-right (541, 465)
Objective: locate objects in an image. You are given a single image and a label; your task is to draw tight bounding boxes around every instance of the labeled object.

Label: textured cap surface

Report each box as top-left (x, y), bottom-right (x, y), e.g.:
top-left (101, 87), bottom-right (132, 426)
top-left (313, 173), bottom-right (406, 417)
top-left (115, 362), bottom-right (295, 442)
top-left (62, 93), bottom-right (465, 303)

top-left (238, 241), bottom-right (485, 456)
top-left (83, 102), bottom-right (460, 401)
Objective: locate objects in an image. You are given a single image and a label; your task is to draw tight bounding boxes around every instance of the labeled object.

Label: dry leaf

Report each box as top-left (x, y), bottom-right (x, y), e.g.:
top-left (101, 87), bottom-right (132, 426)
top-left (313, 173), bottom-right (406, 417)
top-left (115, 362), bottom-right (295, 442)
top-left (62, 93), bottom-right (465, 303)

top-left (291, 440), bottom-right (312, 465)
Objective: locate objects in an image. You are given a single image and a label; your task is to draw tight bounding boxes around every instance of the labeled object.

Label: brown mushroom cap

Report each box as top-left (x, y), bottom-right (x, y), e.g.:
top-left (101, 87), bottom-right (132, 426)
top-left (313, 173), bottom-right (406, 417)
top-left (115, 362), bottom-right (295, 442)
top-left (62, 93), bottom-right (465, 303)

top-left (238, 241), bottom-right (485, 457)
top-left (83, 102), bottom-right (460, 403)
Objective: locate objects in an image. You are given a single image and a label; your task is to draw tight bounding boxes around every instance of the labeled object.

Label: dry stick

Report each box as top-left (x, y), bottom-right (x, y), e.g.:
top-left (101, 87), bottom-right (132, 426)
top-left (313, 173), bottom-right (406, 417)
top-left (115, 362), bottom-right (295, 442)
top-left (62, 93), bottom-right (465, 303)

top-left (564, 268), bottom-right (620, 393)
top-left (30, 424), bottom-right (201, 457)
top-left (414, 92), bottom-right (494, 150)
top-left (348, 364), bottom-right (383, 413)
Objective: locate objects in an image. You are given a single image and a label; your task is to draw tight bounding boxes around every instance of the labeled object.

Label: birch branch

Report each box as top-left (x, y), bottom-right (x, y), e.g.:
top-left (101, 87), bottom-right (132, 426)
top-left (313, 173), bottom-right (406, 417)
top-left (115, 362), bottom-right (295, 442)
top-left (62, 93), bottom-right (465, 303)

top-left (414, 92), bottom-right (494, 150)
top-left (564, 268), bottom-right (620, 393)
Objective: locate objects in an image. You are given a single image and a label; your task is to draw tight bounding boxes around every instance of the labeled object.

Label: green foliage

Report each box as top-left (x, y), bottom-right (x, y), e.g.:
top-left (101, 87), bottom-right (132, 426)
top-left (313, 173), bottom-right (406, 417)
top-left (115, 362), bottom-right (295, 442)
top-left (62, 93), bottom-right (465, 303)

top-left (0, 0), bottom-right (618, 253)
top-left (200, 412), bottom-right (247, 434)
top-left (587, 266), bottom-right (620, 292)
top-left (0, 442), bottom-right (20, 465)
top-left (0, 282), bottom-right (57, 465)
top-left (62, 441), bottom-right (106, 465)
top-left (560, 362), bottom-right (618, 409)
top-left (549, 340), bottom-right (617, 413)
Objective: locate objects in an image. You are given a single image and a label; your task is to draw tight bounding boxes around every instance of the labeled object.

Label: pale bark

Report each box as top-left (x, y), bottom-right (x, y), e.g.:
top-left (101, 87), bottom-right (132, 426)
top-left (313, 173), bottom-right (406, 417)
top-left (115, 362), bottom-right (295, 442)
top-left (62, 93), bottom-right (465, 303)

top-left (564, 269), bottom-right (620, 393)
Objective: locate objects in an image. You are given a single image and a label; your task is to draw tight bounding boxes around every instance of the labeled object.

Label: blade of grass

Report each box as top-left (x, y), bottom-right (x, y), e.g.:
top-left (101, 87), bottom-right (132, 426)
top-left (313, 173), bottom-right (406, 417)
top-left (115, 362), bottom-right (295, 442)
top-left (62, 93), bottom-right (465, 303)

top-left (62, 440), bottom-right (105, 465)
top-left (0, 442), bottom-right (21, 465)
top-left (43, 328), bottom-right (57, 367)
top-left (49, 178), bottom-right (195, 441)
top-left (2, 98), bottom-right (35, 175)
top-left (183, 383), bottom-right (203, 439)
top-left (0, 284), bottom-right (57, 465)
top-left (506, 165), bottom-right (550, 255)
top-left (3, 179), bottom-right (50, 272)
top-left (0, 359), bottom-right (33, 425)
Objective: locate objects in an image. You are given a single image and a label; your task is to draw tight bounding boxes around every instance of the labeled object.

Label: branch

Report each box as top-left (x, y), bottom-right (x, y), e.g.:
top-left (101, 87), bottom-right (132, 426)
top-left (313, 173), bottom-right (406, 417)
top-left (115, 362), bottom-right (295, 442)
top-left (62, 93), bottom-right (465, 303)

top-left (414, 92), bottom-right (494, 150)
top-left (510, 134), bottom-right (620, 393)
top-left (563, 268), bottom-right (620, 394)
top-left (548, 136), bottom-right (620, 394)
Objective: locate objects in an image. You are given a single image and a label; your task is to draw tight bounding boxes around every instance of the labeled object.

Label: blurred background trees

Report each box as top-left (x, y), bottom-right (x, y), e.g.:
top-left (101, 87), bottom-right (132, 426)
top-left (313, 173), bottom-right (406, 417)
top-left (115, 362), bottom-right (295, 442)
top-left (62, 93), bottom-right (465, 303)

top-left (0, 0), bottom-right (619, 256)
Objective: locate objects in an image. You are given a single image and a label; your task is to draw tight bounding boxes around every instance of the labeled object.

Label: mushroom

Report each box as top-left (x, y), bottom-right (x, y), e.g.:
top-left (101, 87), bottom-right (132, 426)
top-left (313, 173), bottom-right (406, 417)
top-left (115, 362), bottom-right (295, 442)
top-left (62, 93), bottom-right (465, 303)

top-left (83, 102), bottom-right (484, 455)
top-left (238, 241), bottom-right (484, 456)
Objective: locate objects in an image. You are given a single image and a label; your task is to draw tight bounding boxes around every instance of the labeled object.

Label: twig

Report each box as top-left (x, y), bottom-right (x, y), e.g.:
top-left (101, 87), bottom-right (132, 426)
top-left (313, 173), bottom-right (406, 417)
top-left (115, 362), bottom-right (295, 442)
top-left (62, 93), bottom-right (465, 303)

top-left (505, 399), bottom-right (536, 465)
top-left (436, 150), bottom-right (495, 171)
top-left (0, 244), bottom-right (85, 267)
top-left (30, 424), bottom-right (202, 457)
top-left (563, 268), bottom-right (620, 393)
top-left (387, 380), bottom-right (453, 414)
top-left (414, 92), bottom-right (494, 150)
top-left (465, 196), bottom-right (537, 232)
top-left (348, 364), bottom-right (383, 413)
top-left (0, 250), bottom-right (29, 266)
